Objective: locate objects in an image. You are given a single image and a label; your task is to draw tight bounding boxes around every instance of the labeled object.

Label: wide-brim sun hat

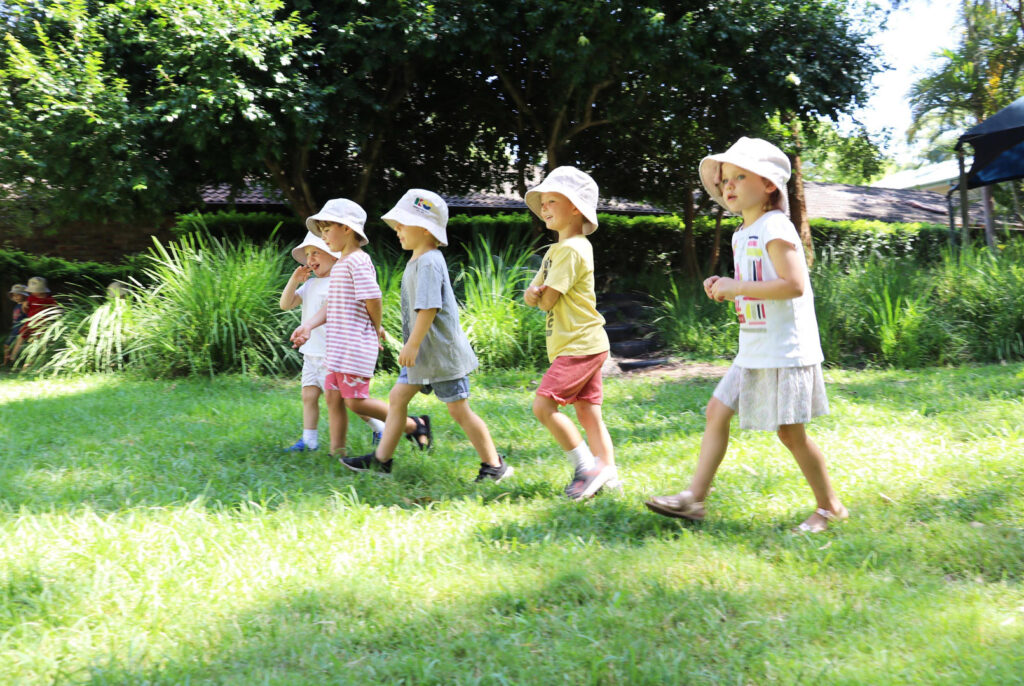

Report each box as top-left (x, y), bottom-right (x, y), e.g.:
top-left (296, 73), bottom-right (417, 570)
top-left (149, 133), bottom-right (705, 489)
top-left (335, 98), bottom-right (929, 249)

top-left (25, 276), bottom-right (50, 294)
top-left (699, 137), bottom-right (791, 217)
top-left (306, 198), bottom-right (369, 246)
top-left (381, 189), bottom-right (449, 247)
top-left (8, 284), bottom-right (27, 296)
top-left (291, 231), bottom-right (342, 265)
top-left (524, 166), bottom-right (600, 235)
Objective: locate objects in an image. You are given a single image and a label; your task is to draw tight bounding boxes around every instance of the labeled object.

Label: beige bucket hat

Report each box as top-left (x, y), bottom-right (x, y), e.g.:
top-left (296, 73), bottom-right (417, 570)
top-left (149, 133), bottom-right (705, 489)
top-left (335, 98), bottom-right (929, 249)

top-left (381, 189), bottom-right (449, 247)
top-left (306, 198), bottom-right (369, 246)
top-left (291, 231), bottom-right (342, 265)
top-left (699, 137), bottom-right (791, 217)
top-left (8, 284), bottom-right (28, 296)
top-left (524, 166), bottom-right (600, 235)
top-left (26, 276), bottom-right (50, 294)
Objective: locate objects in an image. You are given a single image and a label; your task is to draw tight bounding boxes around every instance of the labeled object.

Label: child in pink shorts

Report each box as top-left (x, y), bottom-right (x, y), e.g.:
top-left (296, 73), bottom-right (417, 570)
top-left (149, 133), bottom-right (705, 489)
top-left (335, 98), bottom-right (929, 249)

top-left (524, 167), bottom-right (618, 500)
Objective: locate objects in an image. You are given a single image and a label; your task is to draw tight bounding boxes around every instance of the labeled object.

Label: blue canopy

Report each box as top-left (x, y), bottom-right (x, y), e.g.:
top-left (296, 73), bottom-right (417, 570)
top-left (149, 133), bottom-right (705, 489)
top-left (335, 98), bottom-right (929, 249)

top-left (954, 96), bottom-right (1024, 189)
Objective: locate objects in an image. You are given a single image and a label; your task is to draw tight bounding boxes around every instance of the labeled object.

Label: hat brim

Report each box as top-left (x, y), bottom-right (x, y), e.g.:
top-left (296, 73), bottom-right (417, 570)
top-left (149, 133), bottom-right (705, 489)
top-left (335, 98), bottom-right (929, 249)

top-left (699, 154), bottom-right (791, 218)
top-left (381, 208), bottom-right (448, 247)
top-left (306, 214), bottom-right (369, 246)
top-left (524, 186), bottom-right (598, 235)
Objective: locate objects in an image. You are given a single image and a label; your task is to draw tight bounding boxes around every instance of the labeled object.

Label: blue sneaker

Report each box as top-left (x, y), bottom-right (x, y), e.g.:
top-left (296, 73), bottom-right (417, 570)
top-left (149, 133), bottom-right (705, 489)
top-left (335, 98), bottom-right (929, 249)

top-left (284, 439), bottom-right (317, 452)
top-left (372, 431), bottom-right (383, 446)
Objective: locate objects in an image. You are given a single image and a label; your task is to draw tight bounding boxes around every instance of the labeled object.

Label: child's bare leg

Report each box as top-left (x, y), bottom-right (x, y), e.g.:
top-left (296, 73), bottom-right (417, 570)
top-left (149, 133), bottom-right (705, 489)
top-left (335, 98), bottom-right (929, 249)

top-left (574, 400), bottom-right (614, 467)
top-left (777, 423), bottom-right (846, 527)
top-left (301, 386), bottom-right (321, 430)
top-left (343, 397), bottom-right (418, 434)
top-left (447, 399), bottom-right (500, 467)
top-left (532, 394), bottom-right (583, 450)
top-left (374, 383), bottom-right (421, 461)
top-left (687, 397), bottom-right (735, 501)
top-left (325, 389), bottom-right (349, 456)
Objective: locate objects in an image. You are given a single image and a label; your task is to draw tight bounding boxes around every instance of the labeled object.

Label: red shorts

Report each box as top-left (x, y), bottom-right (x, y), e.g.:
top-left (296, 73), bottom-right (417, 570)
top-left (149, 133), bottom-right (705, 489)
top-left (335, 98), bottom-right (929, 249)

top-left (536, 351), bottom-right (608, 406)
top-left (325, 372), bottom-right (371, 399)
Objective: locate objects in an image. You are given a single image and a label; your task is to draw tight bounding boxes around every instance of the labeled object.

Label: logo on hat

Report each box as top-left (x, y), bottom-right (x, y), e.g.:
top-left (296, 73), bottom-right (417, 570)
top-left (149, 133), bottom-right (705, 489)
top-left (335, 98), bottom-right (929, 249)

top-left (413, 197), bottom-right (434, 213)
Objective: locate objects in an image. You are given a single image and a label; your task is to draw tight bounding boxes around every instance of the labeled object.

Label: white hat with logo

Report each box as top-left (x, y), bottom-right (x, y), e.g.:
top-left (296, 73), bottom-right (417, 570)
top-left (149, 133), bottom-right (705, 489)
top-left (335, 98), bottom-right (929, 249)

top-left (699, 137), bottom-right (791, 217)
top-left (306, 198), bottom-right (369, 246)
top-left (381, 190), bottom-right (449, 247)
top-left (524, 166), bottom-right (600, 235)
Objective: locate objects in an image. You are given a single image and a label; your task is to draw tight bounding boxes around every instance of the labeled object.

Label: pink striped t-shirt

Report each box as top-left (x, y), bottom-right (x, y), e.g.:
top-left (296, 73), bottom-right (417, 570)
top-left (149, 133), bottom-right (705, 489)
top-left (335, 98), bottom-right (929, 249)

top-left (325, 250), bottom-right (383, 378)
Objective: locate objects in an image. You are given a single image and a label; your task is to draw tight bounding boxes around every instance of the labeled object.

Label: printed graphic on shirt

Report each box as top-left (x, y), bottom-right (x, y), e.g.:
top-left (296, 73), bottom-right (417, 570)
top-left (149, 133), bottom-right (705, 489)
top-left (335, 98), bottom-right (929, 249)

top-left (735, 234), bottom-right (767, 328)
top-left (540, 255), bottom-right (554, 337)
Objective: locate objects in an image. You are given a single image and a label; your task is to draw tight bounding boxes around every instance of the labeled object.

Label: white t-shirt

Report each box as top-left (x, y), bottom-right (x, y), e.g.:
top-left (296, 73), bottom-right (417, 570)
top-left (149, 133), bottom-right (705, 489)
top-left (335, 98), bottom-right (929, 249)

top-left (731, 211), bottom-right (824, 368)
top-left (296, 277), bottom-right (330, 357)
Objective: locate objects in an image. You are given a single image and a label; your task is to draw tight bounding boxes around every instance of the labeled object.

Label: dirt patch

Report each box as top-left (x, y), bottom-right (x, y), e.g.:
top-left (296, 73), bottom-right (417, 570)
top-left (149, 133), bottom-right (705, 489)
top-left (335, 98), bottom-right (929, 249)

top-left (603, 356), bottom-right (729, 380)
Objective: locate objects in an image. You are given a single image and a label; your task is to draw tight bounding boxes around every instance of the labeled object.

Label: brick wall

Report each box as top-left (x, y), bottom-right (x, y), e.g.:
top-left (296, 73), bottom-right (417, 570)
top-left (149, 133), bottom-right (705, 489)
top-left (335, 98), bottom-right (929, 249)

top-left (2, 220), bottom-right (176, 263)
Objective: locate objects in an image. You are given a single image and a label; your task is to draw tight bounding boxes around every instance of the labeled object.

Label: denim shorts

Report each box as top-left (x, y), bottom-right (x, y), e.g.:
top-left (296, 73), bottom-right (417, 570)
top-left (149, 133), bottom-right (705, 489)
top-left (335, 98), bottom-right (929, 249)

top-left (397, 367), bottom-right (471, 403)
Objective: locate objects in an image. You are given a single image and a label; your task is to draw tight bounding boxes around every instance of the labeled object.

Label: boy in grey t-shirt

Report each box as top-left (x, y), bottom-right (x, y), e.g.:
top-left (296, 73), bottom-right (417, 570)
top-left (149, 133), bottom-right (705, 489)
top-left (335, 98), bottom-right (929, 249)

top-left (341, 190), bottom-right (512, 483)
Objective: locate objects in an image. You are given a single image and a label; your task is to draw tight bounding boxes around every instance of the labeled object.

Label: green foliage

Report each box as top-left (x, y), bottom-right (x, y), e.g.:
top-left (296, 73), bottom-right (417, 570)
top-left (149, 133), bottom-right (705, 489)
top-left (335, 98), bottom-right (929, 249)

top-left (171, 210), bottom-right (305, 243)
top-left (0, 248), bottom-right (144, 302)
top-left (457, 233), bottom-right (547, 370)
top-left (652, 279), bottom-right (736, 358)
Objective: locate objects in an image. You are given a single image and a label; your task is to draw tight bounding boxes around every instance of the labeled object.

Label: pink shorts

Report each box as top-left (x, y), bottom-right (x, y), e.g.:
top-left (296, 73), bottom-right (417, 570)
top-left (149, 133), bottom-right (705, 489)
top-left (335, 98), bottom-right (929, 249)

top-left (536, 351), bottom-right (608, 406)
top-left (325, 372), bottom-right (371, 399)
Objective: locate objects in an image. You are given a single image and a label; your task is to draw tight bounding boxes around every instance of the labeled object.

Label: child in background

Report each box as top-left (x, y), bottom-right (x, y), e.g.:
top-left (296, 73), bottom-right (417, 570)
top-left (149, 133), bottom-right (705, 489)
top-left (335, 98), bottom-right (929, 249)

top-left (290, 199), bottom-right (432, 459)
top-left (9, 276), bottom-right (58, 362)
top-left (644, 137), bottom-right (846, 532)
top-left (340, 190), bottom-right (511, 483)
top-left (280, 231), bottom-right (385, 454)
top-left (523, 166), bottom-right (617, 501)
top-left (3, 284), bottom-right (28, 365)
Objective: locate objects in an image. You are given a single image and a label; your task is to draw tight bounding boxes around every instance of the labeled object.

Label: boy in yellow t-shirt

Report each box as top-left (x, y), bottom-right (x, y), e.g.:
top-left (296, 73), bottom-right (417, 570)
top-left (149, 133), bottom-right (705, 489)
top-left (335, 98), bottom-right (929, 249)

top-left (524, 166), bottom-right (617, 500)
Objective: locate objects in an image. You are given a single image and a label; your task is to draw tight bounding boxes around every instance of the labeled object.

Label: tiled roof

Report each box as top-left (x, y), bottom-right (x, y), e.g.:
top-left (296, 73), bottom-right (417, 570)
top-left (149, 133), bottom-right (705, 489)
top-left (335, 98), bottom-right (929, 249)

top-left (201, 183), bottom-right (284, 205)
top-left (442, 191), bottom-right (667, 214)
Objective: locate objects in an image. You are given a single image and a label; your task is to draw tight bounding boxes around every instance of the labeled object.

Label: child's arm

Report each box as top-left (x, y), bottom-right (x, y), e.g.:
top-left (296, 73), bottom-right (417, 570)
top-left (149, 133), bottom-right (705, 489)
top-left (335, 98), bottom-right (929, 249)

top-left (532, 285), bottom-right (562, 312)
top-left (398, 308), bottom-right (438, 367)
top-left (710, 239), bottom-right (805, 302)
top-left (290, 303), bottom-right (327, 348)
top-left (363, 297), bottom-right (385, 348)
top-left (280, 265), bottom-right (311, 310)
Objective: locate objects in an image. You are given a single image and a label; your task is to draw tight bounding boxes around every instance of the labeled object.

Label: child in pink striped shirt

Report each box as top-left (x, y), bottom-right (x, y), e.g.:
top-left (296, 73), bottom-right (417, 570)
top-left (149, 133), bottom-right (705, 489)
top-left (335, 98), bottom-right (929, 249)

top-left (290, 199), bottom-right (431, 459)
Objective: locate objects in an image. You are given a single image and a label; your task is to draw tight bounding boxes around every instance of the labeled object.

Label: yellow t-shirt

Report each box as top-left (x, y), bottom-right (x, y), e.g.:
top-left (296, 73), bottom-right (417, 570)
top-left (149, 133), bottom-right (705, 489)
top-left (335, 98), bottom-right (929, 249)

top-left (530, 235), bottom-right (609, 362)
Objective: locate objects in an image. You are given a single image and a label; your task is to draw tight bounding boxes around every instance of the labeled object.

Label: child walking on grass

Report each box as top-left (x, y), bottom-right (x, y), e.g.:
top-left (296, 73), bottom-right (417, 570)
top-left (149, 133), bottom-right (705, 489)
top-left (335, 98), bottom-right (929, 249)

top-left (523, 166), bottom-right (618, 501)
top-left (291, 199), bottom-right (431, 458)
top-left (341, 190), bottom-right (512, 483)
top-left (280, 231), bottom-right (384, 453)
top-left (3, 284), bottom-right (28, 365)
top-left (644, 137), bottom-right (847, 532)
top-left (9, 276), bottom-right (58, 364)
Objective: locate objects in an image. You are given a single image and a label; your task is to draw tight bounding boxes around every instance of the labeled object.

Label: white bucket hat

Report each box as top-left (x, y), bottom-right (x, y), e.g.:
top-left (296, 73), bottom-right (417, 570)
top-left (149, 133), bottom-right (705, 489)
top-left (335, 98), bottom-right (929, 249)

top-left (306, 198), bottom-right (369, 246)
top-left (524, 166), bottom-right (600, 235)
top-left (26, 276), bottom-right (50, 294)
top-left (699, 137), bottom-right (791, 217)
top-left (381, 189), bottom-right (449, 247)
top-left (291, 231), bottom-right (342, 265)
top-left (8, 284), bottom-right (28, 296)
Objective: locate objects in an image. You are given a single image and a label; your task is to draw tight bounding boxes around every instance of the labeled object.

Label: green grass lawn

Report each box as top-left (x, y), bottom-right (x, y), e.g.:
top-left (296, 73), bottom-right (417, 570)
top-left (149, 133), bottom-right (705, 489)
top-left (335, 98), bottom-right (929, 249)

top-left (1, 364), bottom-right (1023, 685)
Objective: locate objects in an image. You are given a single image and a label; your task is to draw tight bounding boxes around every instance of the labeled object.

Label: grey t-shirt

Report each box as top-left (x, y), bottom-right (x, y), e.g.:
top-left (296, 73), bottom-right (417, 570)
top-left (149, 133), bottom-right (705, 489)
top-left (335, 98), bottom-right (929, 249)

top-left (400, 249), bottom-right (478, 384)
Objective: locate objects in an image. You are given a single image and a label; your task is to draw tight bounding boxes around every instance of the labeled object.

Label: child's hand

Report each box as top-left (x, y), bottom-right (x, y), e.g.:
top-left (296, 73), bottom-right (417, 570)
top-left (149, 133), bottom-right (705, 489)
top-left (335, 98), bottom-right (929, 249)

top-left (703, 276), bottom-right (721, 300)
top-left (709, 277), bottom-right (740, 302)
top-left (524, 285), bottom-right (546, 307)
top-left (376, 326), bottom-right (386, 350)
top-left (290, 324), bottom-right (311, 348)
top-left (292, 265), bottom-right (313, 283)
top-left (398, 341), bottom-right (419, 367)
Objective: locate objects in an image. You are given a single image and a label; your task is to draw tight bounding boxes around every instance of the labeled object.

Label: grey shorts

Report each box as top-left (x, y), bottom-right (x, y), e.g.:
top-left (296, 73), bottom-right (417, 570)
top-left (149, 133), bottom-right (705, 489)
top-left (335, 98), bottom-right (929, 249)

top-left (397, 367), bottom-right (471, 403)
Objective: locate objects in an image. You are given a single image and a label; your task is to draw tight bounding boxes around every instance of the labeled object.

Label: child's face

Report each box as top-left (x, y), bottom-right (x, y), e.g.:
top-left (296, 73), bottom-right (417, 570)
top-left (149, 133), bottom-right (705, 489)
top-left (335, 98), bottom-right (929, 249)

top-left (304, 247), bottom-right (336, 278)
top-left (393, 222), bottom-right (435, 252)
top-left (537, 192), bottom-right (581, 232)
top-left (9, 292), bottom-right (25, 304)
top-left (318, 221), bottom-right (348, 252)
top-left (719, 162), bottom-right (777, 216)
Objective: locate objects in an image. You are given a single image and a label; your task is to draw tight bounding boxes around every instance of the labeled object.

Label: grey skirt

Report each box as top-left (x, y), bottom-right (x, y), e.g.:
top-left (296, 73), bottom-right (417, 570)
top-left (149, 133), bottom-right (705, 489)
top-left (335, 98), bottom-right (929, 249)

top-left (712, 363), bottom-right (829, 431)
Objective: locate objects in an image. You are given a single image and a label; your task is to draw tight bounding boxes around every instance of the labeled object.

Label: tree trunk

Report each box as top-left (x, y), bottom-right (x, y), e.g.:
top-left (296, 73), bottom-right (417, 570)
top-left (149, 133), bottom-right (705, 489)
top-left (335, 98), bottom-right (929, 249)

top-left (982, 184), bottom-right (997, 252)
top-left (707, 205), bottom-right (724, 277)
top-left (680, 182), bottom-right (700, 278)
top-left (263, 154), bottom-right (315, 218)
top-left (786, 117), bottom-right (814, 267)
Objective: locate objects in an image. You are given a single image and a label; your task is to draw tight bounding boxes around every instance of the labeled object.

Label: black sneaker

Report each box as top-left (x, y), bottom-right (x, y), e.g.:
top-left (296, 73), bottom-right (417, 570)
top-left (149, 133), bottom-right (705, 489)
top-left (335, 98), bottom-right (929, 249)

top-left (475, 455), bottom-right (513, 483)
top-left (340, 452), bottom-right (393, 474)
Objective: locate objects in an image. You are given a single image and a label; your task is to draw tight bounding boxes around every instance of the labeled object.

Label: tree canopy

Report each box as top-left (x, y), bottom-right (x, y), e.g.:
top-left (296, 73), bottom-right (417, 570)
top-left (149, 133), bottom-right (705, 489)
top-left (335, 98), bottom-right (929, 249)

top-left (0, 0), bottom-right (883, 229)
